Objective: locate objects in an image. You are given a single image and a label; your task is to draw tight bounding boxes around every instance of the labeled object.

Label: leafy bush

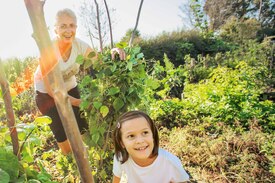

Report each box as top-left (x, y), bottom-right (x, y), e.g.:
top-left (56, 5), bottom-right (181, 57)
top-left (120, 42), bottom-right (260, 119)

top-left (140, 30), bottom-right (200, 66)
top-left (150, 98), bottom-right (186, 129)
top-left (0, 117), bottom-right (58, 182)
top-left (0, 148), bottom-right (19, 182)
top-left (0, 27), bottom-right (274, 182)
top-left (148, 54), bottom-right (186, 99)
top-left (139, 30), bottom-right (235, 67)
top-left (159, 124), bottom-right (275, 182)
top-left (220, 17), bottom-right (261, 44)
top-left (183, 54), bottom-right (213, 83)
top-left (182, 61), bottom-right (274, 131)
top-left (78, 44), bottom-right (156, 181)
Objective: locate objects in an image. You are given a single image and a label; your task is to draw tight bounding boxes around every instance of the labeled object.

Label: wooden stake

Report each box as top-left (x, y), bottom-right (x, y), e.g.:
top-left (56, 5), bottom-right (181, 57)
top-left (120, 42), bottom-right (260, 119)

top-left (0, 61), bottom-right (21, 160)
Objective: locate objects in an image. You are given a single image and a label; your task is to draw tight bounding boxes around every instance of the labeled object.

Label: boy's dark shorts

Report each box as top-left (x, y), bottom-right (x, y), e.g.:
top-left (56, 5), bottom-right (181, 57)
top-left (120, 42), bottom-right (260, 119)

top-left (35, 86), bottom-right (88, 143)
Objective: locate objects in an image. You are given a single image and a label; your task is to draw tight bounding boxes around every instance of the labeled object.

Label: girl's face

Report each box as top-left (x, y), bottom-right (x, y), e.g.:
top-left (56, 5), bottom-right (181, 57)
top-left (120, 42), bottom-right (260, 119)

top-left (55, 14), bottom-right (77, 44)
top-left (120, 117), bottom-right (155, 166)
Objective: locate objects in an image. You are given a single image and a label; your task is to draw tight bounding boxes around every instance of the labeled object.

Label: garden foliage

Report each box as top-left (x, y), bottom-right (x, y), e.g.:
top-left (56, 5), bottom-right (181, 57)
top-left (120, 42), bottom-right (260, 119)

top-left (77, 43), bottom-right (158, 181)
top-left (0, 31), bottom-right (274, 182)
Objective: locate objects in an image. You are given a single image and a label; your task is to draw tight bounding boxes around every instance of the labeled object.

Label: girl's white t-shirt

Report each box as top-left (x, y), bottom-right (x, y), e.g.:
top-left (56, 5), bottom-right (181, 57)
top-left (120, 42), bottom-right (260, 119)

top-left (113, 148), bottom-right (189, 183)
top-left (34, 38), bottom-right (89, 93)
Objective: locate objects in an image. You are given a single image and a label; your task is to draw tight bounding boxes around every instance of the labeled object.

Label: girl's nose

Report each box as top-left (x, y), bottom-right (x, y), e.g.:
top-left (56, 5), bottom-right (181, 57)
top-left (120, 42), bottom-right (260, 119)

top-left (135, 135), bottom-right (145, 143)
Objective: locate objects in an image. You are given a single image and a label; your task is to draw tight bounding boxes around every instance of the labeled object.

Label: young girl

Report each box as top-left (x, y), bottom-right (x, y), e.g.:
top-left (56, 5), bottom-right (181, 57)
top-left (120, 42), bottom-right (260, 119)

top-left (112, 111), bottom-right (189, 183)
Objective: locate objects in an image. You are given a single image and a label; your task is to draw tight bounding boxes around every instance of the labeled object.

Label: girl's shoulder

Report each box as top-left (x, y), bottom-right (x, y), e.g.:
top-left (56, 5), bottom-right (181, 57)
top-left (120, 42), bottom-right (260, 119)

top-left (159, 148), bottom-right (179, 160)
top-left (158, 148), bottom-right (183, 168)
top-left (158, 148), bottom-right (190, 181)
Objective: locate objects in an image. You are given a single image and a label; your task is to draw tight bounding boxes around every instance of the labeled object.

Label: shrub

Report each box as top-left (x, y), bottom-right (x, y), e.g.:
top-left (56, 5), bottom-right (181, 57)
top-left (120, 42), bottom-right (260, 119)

top-left (148, 54), bottom-right (186, 99)
top-left (159, 124), bottom-right (275, 182)
top-left (182, 60), bottom-right (274, 131)
top-left (150, 98), bottom-right (186, 129)
top-left (78, 44), bottom-right (155, 181)
top-left (220, 17), bottom-right (261, 44)
top-left (139, 30), bottom-right (233, 67)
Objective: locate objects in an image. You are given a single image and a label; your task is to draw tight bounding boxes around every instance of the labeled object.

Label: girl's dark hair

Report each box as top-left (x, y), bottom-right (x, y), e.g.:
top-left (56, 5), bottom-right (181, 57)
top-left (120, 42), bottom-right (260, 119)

top-left (113, 110), bottom-right (159, 164)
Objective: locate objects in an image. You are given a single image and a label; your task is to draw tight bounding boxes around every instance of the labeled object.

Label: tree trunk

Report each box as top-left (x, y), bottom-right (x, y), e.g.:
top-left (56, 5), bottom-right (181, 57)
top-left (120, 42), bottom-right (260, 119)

top-left (258, 0), bottom-right (262, 22)
top-left (24, 0), bottom-right (94, 182)
top-left (129, 0), bottom-right (144, 47)
top-left (94, 0), bottom-right (103, 51)
top-left (0, 61), bottom-right (21, 160)
top-left (103, 0), bottom-right (114, 48)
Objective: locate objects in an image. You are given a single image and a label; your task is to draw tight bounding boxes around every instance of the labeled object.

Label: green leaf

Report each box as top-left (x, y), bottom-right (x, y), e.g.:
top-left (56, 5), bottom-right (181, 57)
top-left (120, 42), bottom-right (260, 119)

top-left (0, 126), bottom-right (7, 133)
top-left (132, 47), bottom-right (141, 54)
top-left (76, 55), bottom-right (85, 65)
top-left (37, 171), bottom-right (52, 182)
top-left (127, 94), bottom-right (138, 104)
top-left (13, 175), bottom-right (26, 183)
top-left (88, 51), bottom-right (96, 58)
top-left (22, 151), bottom-right (34, 163)
top-left (91, 91), bottom-right (100, 98)
top-left (34, 116), bottom-right (52, 125)
top-left (28, 136), bottom-right (41, 145)
top-left (84, 59), bottom-right (93, 69)
top-left (113, 98), bottom-right (124, 111)
top-left (24, 165), bottom-right (38, 179)
top-left (99, 126), bottom-right (105, 135)
top-left (136, 53), bottom-right (144, 59)
top-left (93, 102), bottom-right (102, 109)
top-left (81, 76), bottom-right (92, 87)
top-left (0, 168), bottom-right (10, 183)
top-left (80, 100), bottom-right (90, 109)
top-left (111, 64), bottom-right (117, 72)
top-left (127, 62), bottom-right (133, 71)
top-left (128, 87), bottom-right (135, 94)
top-left (108, 87), bottom-right (120, 96)
top-left (22, 123), bottom-right (35, 130)
top-left (100, 106), bottom-right (109, 117)
top-left (146, 78), bottom-right (160, 90)
top-left (0, 148), bottom-right (19, 182)
top-left (17, 129), bottom-right (26, 141)
top-left (115, 42), bottom-right (127, 49)
top-left (163, 54), bottom-right (174, 70)
top-left (92, 133), bottom-right (100, 144)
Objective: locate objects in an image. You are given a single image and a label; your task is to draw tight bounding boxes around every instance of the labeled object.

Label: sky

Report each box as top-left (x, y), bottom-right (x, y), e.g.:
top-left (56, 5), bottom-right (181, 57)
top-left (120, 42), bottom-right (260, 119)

top-left (0, 0), bottom-right (186, 60)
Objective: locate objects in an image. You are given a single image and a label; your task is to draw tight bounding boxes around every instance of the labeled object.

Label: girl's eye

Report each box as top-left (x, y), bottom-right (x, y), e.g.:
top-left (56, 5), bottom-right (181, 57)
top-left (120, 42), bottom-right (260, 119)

top-left (142, 131), bottom-right (149, 135)
top-left (127, 135), bottom-right (135, 139)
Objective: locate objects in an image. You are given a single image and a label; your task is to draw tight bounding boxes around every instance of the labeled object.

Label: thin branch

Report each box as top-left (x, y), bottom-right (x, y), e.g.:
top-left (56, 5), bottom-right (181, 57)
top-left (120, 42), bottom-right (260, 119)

top-left (94, 0), bottom-right (103, 51)
top-left (103, 0), bottom-right (114, 48)
top-left (129, 0), bottom-right (144, 46)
